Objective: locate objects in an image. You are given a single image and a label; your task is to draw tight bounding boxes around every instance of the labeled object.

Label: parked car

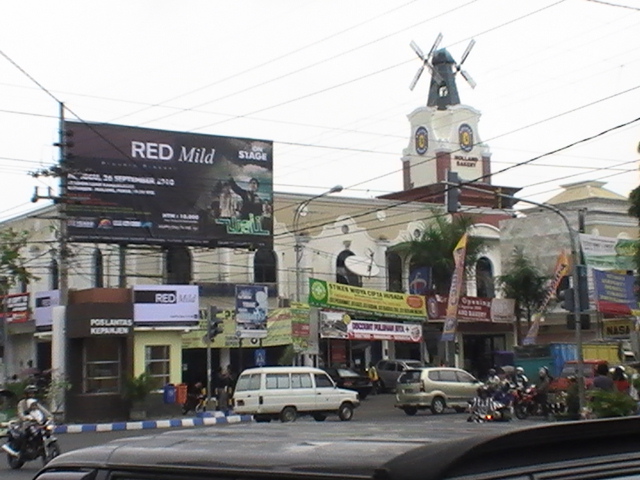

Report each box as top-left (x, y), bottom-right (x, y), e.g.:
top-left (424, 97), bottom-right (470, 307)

top-left (232, 366), bottom-right (359, 422)
top-left (395, 367), bottom-right (481, 415)
top-left (376, 359), bottom-right (424, 392)
top-left (323, 367), bottom-right (373, 399)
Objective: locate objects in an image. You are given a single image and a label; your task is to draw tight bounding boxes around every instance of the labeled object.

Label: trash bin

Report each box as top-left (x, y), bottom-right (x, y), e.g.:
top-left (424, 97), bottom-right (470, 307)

top-left (175, 383), bottom-right (188, 405)
top-left (163, 384), bottom-right (176, 404)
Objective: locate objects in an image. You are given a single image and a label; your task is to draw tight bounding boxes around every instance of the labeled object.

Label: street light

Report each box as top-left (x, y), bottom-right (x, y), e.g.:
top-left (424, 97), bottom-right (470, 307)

top-left (293, 185), bottom-right (343, 302)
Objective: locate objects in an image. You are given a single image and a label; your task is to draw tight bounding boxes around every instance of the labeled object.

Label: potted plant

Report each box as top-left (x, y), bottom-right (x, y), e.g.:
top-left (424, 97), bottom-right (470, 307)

top-left (123, 373), bottom-right (156, 420)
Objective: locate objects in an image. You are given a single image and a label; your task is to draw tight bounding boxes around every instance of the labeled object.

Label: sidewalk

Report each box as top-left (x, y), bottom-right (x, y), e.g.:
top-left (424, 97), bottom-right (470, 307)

top-left (53, 410), bottom-right (253, 434)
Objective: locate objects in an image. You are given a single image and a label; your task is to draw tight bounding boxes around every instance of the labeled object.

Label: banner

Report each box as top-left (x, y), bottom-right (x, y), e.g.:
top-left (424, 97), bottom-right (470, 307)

top-left (308, 279), bottom-right (426, 319)
top-left (319, 311), bottom-right (422, 342)
top-left (441, 233), bottom-right (468, 341)
top-left (133, 285), bottom-right (199, 325)
top-left (592, 269), bottom-right (638, 316)
top-left (235, 284), bottom-right (269, 338)
top-left (426, 295), bottom-right (515, 323)
top-left (34, 290), bottom-right (60, 328)
top-left (579, 234), bottom-right (636, 271)
top-left (523, 250), bottom-right (570, 345)
top-left (64, 121), bottom-right (273, 248)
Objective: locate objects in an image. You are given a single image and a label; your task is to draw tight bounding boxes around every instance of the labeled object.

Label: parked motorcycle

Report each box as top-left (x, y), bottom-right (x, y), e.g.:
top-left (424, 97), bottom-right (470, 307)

top-left (4, 410), bottom-right (61, 469)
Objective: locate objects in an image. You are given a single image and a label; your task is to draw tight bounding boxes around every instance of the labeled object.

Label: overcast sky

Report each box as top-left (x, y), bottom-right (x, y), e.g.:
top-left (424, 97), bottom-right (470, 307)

top-left (1, 0), bottom-right (639, 222)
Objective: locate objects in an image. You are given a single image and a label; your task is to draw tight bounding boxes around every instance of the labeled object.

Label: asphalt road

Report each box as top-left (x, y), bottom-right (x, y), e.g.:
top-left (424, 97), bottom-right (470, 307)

top-left (1, 392), bottom-right (544, 480)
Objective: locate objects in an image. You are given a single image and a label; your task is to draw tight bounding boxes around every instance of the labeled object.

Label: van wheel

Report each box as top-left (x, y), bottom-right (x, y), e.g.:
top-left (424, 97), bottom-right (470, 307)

top-left (431, 396), bottom-right (446, 414)
top-left (338, 402), bottom-right (354, 421)
top-left (403, 407), bottom-right (418, 416)
top-left (280, 406), bottom-right (297, 423)
top-left (312, 413), bottom-right (327, 422)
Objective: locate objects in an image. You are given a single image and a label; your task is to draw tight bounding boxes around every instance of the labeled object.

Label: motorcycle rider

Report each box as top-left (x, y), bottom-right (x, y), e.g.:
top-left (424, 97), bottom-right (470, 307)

top-left (468, 386), bottom-right (500, 422)
top-left (2, 385), bottom-right (52, 457)
top-left (485, 368), bottom-right (502, 393)
top-left (534, 366), bottom-right (552, 418)
top-left (514, 367), bottom-right (529, 389)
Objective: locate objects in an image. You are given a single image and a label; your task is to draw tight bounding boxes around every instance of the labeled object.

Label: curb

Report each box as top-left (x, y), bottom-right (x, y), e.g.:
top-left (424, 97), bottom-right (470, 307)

top-left (53, 412), bottom-right (253, 434)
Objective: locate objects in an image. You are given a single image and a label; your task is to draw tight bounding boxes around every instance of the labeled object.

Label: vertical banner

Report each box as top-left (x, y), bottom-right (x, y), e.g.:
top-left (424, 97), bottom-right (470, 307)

top-left (235, 285), bottom-right (268, 338)
top-left (441, 233), bottom-right (468, 341)
top-left (523, 250), bottom-right (570, 345)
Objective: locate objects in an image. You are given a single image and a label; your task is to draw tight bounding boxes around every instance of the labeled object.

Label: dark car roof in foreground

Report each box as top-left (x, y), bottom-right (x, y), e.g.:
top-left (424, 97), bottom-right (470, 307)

top-left (37, 417), bottom-right (640, 480)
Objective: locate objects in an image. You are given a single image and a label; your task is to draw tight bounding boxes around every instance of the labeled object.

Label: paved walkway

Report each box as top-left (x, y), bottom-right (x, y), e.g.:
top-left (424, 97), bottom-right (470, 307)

top-left (53, 411), bottom-right (253, 434)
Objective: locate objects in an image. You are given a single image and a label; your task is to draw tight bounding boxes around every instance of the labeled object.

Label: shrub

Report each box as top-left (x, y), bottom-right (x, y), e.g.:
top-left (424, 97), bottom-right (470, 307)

top-left (588, 389), bottom-right (637, 418)
top-left (123, 373), bottom-right (156, 404)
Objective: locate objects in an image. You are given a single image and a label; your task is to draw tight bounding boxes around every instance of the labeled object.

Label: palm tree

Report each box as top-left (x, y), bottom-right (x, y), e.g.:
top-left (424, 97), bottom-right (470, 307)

top-left (496, 247), bottom-right (548, 345)
top-left (391, 213), bottom-right (487, 295)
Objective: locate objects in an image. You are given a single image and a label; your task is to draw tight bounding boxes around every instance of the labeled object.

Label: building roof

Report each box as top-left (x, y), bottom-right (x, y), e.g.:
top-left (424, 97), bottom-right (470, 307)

top-left (546, 180), bottom-right (628, 205)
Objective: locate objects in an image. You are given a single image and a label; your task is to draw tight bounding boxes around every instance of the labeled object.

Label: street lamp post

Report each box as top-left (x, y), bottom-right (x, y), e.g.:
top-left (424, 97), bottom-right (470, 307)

top-left (293, 185), bottom-right (343, 302)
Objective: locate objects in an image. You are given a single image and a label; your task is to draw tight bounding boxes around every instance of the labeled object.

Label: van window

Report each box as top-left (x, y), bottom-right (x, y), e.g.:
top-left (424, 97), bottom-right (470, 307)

top-left (291, 373), bottom-right (312, 388)
top-left (314, 373), bottom-right (334, 388)
top-left (439, 370), bottom-right (457, 382)
top-left (266, 373), bottom-right (290, 389)
top-left (235, 373), bottom-right (261, 392)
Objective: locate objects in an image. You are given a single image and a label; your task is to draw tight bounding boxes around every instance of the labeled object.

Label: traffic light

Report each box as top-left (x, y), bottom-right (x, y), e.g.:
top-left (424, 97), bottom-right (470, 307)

top-left (566, 313), bottom-right (591, 330)
top-left (557, 266), bottom-right (589, 313)
top-left (446, 171), bottom-right (461, 214)
top-left (206, 306), bottom-right (224, 342)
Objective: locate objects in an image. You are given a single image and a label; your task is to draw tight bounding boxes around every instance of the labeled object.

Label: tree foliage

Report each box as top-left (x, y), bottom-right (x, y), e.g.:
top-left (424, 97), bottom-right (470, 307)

top-left (0, 228), bottom-right (36, 294)
top-left (628, 185), bottom-right (640, 300)
top-left (390, 213), bottom-right (487, 295)
top-left (496, 248), bottom-right (548, 344)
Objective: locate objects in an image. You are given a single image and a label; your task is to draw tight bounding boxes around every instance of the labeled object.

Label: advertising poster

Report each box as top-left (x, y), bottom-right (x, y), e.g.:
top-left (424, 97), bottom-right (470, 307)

top-left (579, 234), bottom-right (635, 271)
top-left (308, 279), bottom-right (426, 319)
top-left (319, 311), bottom-right (422, 343)
top-left (0, 292), bottom-right (30, 323)
top-left (34, 290), bottom-right (61, 329)
top-left (426, 295), bottom-right (515, 323)
top-left (235, 285), bottom-right (268, 338)
top-left (592, 269), bottom-right (638, 316)
top-left (63, 121), bottom-right (273, 248)
top-left (133, 284), bottom-right (199, 325)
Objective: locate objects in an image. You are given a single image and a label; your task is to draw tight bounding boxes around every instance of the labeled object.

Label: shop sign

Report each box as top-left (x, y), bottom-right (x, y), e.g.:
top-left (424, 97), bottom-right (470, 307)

top-left (308, 278), bottom-right (426, 319)
top-left (67, 303), bottom-right (134, 338)
top-left (0, 292), bottom-right (30, 323)
top-left (426, 295), bottom-right (515, 323)
top-left (579, 234), bottom-right (636, 271)
top-left (603, 320), bottom-right (632, 337)
top-left (319, 311), bottom-right (422, 343)
top-left (88, 318), bottom-right (133, 335)
top-left (592, 269), bottom-right (638, 316)
top-left (133, 284), bottom-right (199, 325)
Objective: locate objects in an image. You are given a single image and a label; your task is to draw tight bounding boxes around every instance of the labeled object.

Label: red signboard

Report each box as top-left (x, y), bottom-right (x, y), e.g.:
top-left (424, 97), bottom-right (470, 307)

top-left (0, 292), bottom-right (30, 323)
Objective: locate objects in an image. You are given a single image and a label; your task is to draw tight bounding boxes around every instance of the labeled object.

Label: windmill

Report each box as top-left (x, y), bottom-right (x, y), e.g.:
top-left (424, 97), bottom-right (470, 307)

top-left (409, 34), bottom-right (477, 109)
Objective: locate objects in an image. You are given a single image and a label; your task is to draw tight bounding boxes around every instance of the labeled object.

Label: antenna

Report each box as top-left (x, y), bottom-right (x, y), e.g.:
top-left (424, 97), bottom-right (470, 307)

top-left (409, 33), bottom-right (443, 91)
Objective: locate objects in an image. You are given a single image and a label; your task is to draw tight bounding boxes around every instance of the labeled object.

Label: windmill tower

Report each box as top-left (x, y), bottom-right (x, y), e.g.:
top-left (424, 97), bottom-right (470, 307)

top-left (401, 34), bottom-right (491, 191)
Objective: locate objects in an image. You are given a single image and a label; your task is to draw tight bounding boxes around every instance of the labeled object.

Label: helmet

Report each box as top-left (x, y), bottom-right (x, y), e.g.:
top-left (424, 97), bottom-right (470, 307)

top-left (24, 385), bottom-right (37, 395)
top-left (515, 367), bottom-right (524, 374)
top-left (539, 367), bottom-right (549, 377)
top-left (488, 368), bottom-right (496, 375)
top-left (25, 398), bottom-right (38, 410)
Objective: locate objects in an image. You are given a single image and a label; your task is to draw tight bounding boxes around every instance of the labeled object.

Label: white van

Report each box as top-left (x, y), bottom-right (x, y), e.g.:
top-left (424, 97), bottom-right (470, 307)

top-left (232, 366), bottom-right (360, 422)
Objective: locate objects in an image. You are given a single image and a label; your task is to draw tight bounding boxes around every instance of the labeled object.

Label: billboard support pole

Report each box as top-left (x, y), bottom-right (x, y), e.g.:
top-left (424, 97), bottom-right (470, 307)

top-left (118, 245), bottom-right (127, 288)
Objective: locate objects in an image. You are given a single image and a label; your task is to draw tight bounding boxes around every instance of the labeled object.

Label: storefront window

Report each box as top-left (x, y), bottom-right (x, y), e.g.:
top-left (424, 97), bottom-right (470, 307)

top-left (145, 345), bottom-right (170, 389)
top-left (84, 338), bottom-right (121, 394)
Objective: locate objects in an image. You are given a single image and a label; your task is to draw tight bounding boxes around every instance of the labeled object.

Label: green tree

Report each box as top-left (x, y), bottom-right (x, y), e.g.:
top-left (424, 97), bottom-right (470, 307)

top-left (391, 213), bottom-right (487, 295)
top-left (627, 185), bottom-right (640, 300)
top-left (0, 228), bottom-right (35, 294)
top-left (496, 248), bottom-right (548, 345)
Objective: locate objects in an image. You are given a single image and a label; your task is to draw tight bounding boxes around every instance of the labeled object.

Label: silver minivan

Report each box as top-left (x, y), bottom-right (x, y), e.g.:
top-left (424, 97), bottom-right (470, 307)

top-left (395, 367), bottom-right (481, 415)
top-left (376, 359), bottom-right (424, 392)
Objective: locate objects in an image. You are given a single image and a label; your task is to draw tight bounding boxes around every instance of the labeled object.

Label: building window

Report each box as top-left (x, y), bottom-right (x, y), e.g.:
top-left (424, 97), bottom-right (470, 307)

top-left (165, 246), bottom-right (192, 284)
top-left (336, 250), bottom-right (361, 287)
top-left (386, 252), bottom-right (403, 292)
top-left (83, 338), bottom-right (121, 394)
top-left (254, 248), bottom-right (277, 283)
top-left (93, 248), bottom-right (104, 288)
top-left (476, 257), bottom-right (495, 298)
top-left (145, 345), bottom-right (170, 389)
top-left (50, 259), bottom-right (59, 290)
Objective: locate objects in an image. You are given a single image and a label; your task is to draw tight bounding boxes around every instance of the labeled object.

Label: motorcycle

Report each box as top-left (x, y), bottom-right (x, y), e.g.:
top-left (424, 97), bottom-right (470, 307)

top-left (182, 392), bottom-right (207, 415)
top-left (3, 409), bottom-right (61, 469)
top-left (513, 386), bottom-right (566, 420)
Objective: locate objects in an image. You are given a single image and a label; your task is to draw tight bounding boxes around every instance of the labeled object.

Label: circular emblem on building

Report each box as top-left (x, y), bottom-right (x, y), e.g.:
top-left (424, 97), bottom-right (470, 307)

top-left (459, 124), bottom-right (474, 152)
top-left (415, 126), bottom-right (428, 155)
top-left (310, 280), bottom-right (327, 302)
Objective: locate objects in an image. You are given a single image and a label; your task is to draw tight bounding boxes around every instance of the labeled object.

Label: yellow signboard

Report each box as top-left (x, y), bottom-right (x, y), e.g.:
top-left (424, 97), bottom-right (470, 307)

top-left (603, 319), bottom-right (632, 337)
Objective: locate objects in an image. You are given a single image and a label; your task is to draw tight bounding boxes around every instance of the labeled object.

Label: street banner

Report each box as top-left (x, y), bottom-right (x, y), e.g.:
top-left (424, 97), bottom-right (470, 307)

top-left (319, 311), bottom-right (422, 342)
top-left (235, 284), bottom-right (269, 338)
top-left (523, 250), bottom-right (570, 345)
top-left (64, 121), bottom-right (273, 248)
top-left (308, 278), bottom-right (426, 319)
top-left (133, 285), bottom-right (199, 325)
top-left (592, 269), bottom-right (638, 316)
top-left (441, 233), bottom-right (468, 342)
top-left (426, 295), bottom-right (515, 323)
top-left (0, 292), bottom-right (30, 323)
top-left (579, 234), bottom-right (635, 271)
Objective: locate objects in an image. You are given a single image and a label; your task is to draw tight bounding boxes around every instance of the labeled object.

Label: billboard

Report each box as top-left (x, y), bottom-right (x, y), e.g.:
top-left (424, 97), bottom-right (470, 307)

top-left (133, 285), bottom-right (199, 325)
top-left (0, 292), bottom-right (30, 323)
top-left (64, 121), bottom-right (273, 247)
top-left (34, 290), bottom-right (61, 329)
top-left (235, 284), bottom-right (268, 338)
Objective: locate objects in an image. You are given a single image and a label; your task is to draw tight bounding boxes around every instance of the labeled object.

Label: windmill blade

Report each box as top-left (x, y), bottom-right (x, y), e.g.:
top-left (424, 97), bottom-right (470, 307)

top-left (460, 69), bottom-right (477, 89)
top-left (409, 66), bottom-right (425, 91)
top-left (426, 63), bottom-right (443, 85)
top-left (459, 39), bottom-right (475, 66)
top-left (410, 40), bottom-right (425, 60)
top-left (427, 32), bottom-right (443, 58)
